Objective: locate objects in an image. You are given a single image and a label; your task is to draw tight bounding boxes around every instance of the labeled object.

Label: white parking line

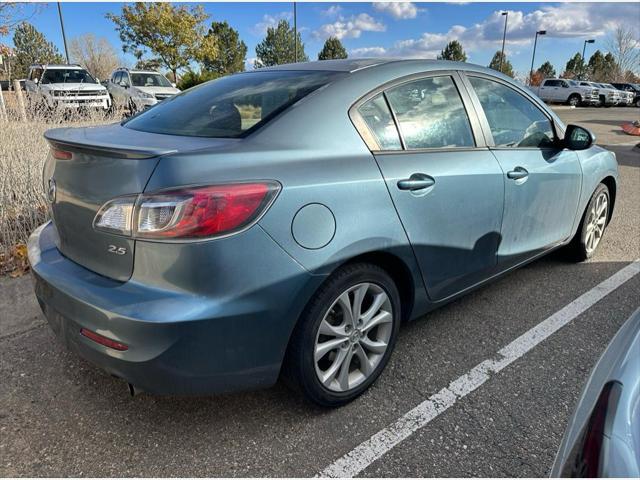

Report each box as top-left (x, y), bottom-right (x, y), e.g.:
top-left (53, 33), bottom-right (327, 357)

top-left (319, 260), bottom-right (640, 478)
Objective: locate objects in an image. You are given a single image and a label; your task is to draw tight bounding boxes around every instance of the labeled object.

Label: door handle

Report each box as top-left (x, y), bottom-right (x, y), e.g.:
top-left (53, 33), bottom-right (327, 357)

top-left (507, 167), bottom-right (529, 180)
top-left (397, 174), bottom-right (435, 191)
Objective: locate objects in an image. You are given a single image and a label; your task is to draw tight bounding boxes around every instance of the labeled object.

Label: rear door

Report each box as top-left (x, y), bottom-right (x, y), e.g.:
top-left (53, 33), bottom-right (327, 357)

top-left (353, 72), bottom-right (504, 301)
top-left (462, 73), bottom-right (582, 267)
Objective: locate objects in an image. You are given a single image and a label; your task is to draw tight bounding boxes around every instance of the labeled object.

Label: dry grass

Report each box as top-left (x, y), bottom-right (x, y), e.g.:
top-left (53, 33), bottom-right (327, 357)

top-left (0, 91), bottom-right (126, 276)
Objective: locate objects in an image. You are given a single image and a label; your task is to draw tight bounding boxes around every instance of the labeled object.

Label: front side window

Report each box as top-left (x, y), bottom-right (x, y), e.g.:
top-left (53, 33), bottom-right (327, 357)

top-left (357, 93), bottom-right (401, 150)
top-left (41, 69), bottom-right (97, 84)
top-left (125, 70), bottom-right (344, 138)
top-left (385, 76), bottom-right (475, 149)
top-left (544, 80), bottom-right (560, 87)
top-left (469, 76), bottom-right (555, 148)
top-left (131, 73), bottom-right (172, 88)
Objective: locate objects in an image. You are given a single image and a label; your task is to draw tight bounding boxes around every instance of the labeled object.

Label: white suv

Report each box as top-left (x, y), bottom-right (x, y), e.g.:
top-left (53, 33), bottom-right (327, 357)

top-left (107, 68), bottom-right (180, 112)
top-left (25, 64), bottom-right (111, 111)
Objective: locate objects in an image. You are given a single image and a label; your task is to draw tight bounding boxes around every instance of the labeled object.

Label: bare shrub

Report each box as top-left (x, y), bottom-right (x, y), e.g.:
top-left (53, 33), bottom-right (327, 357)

top-left (0, 100), bottom-right (127, 275)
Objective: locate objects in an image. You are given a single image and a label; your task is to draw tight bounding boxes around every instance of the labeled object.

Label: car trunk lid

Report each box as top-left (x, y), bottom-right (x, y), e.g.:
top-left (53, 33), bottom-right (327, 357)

top-left (43, 123), bottom-right (229, 281)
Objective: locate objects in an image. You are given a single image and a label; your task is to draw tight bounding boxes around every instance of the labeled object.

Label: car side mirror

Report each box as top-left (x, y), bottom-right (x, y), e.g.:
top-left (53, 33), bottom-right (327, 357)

top-left (34, 78), bottom-right (39, 84)
top-left (119, 82), bottom-right (129, 88)
top-left (564, 124), bottom-right (595, 150)
top-left (171, 82), bottom-right (177, 88)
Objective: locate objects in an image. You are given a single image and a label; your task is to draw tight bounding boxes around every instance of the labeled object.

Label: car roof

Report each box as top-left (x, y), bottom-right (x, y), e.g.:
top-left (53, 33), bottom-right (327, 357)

top-left (30, 64), bottom-right (84, 70)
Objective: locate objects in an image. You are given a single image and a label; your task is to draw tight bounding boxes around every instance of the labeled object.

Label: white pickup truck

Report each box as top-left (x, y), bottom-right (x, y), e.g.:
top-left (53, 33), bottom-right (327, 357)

top-left (534, 78), bottom-right (599, 107)
top-left (578, 81), bottom-right (621, 107)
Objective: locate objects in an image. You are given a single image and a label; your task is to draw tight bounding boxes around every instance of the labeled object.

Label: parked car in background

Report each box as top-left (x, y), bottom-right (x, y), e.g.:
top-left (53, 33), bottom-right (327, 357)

top-left (610, 82), bottom-right (640, 107)
top-left (25, 64), bottom-right (111, 112)
top-left (579, 81), bottom-right (620, 107)
top-left (106, 67), bottom-right (180, 113)
top-left (534, 78), bottom-right (599, 106)
top-left (552, 308), bottom-right (640, 477)
top-left (29, 59), bottom-right (618, 407)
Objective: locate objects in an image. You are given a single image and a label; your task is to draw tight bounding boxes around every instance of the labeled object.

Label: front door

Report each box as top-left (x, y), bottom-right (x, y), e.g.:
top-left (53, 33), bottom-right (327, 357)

top-left (465, 75), bottom-right (582, 267)
top-left (356, 74), bottom-right (505, 301)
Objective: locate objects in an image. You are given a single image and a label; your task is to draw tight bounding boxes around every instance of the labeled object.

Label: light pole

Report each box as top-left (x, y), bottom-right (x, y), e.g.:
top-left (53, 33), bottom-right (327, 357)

top-left (529, 30), bottom-right (546, 85)
top-left (293, 1), bottom-right (297, 63)
top-left (57, 2), bottom-right (70, 64)
top-left (499, 11), bottom-right (508, 73)
top-left (581, 39), bottom-right (595, 79)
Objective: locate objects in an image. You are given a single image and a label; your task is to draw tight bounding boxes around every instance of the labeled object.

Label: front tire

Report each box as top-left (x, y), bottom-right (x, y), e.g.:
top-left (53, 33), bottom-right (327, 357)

top-left (567, 94), bottom-right (581, 107)
top-left (283, 263), bottom-right (401, 407)
top-left (567, 183), bottom-right (610, 261)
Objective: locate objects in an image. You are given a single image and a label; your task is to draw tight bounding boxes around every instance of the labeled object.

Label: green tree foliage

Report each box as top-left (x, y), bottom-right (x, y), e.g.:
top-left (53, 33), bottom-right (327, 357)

top-left (12, 22), bottom-right (64, 78)
top-left (318, 37), bottom-right (347, 60)
top-left (255, 20), bottom-right (308, 68)
top-left (106, 3), bottom-right (216, 80)
top-left (437, 40), bottom-right (467, 62)
top-left (602, 52), bottom-right (619, 80)
top-left (202, 21), bottom-right (247, 75)
top-left (177, 68), bottom-right (219, 90)
top-left (587, 50), bottom-right (605, 81)
top-left (488, 51), bottom-right (514, 77)
top-left (536, 61), bottom-right (556, 79)
top-left (561, 53), bottom-right (584, 79)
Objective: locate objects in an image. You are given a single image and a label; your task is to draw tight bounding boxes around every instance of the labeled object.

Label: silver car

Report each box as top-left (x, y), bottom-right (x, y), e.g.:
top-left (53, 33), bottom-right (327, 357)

top-left (552, 308), bottom-right (640, 477)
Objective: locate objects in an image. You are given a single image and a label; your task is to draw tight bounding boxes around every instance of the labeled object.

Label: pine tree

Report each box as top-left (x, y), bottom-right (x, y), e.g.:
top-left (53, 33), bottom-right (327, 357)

top-left (437, 41), bottom-right (467, 62)
top-left (202, 21), bottom-right (247, 74)
top-left (488, 51), bottom-right (514, 77)
top-left (12, 22), bottom-right (64, 78)
top-left (562, 53), bottom-right (584, 79)
top-left (536, 61), bottom-right (556, 79)
top-left (255, 20), bottom-right (308, 67)
top-left (318, 37), bottom-right (347, 61)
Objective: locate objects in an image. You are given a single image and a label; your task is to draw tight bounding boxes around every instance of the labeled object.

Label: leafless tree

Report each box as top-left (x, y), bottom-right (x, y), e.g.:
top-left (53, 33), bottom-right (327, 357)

top-left (69, 34), bottom-right (120, 81)
top-left (606, 26), bottom-right (640, 82)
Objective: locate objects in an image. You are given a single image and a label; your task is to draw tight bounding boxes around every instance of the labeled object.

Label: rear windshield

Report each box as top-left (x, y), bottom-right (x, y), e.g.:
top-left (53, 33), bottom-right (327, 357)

top-left (124, 70), bottom-right (344, 138)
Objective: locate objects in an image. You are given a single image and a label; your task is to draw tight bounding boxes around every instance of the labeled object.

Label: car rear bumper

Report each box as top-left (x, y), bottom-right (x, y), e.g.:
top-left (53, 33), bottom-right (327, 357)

top-left (28, 221), bottom-right (321, 395)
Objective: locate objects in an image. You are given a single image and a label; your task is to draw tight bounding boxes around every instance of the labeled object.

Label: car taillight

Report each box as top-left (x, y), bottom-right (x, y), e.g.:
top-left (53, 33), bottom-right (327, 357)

top-left (51, 148), bottom-right (72, 160)
top-left (93, 182), bottom-right (280, 240)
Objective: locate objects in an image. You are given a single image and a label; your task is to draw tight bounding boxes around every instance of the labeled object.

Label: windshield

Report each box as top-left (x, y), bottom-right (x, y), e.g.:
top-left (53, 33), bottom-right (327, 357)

top-left (41, 69), bottom-right (97, 84)
top-left (131, 73), bottom-right (172, 88)
top-left (124, 70), bottom-right (344, 138)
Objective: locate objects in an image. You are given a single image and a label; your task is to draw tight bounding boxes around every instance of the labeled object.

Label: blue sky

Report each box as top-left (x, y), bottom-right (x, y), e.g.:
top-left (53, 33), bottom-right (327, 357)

top-left (1, 2), bottom-right (639, 79)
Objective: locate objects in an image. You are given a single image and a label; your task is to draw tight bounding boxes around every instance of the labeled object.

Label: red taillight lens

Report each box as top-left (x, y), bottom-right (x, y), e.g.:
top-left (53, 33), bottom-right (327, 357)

top-left (52, 148), bottom-right (72, 160)
top-left (93, 182), bottom-right (280, 240)
top-left (80, 328), bottom-right (128, 351)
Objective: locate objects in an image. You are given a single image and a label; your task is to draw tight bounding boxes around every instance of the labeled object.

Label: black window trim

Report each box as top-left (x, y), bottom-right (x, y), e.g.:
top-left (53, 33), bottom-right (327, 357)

top-left (349, 70), bottom-right (488, 154)
top-left (460, 71), bottom-right (565, 151)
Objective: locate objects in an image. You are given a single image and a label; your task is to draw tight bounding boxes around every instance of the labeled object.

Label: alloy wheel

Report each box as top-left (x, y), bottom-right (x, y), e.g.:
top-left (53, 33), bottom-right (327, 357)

top-left (314, 282), bottom-right (394, 392)
top-left (585, 191), bottom-right (608, 254)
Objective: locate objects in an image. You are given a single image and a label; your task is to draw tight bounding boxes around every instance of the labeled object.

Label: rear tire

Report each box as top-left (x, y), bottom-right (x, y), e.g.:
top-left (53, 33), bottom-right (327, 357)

top-left (566, 183), bottom-right (610, 261)
top-left (283, 263), bottom-right (401, 407)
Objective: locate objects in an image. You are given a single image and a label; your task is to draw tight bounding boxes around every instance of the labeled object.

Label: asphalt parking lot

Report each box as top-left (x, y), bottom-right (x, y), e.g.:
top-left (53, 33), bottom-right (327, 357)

top-left (1, 107), bottom-right (639, 477)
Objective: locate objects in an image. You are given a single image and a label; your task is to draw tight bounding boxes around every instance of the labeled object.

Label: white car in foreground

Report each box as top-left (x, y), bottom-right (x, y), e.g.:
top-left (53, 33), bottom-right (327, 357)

top-left (107, 68), bottom-right (180, 113)
top-left (25, 64), bottom-right (111, 111)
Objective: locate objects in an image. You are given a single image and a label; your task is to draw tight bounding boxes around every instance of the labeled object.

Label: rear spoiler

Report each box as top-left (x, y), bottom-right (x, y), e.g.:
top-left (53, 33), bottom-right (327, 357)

top-left (44, 127), bottom-right (178, 160)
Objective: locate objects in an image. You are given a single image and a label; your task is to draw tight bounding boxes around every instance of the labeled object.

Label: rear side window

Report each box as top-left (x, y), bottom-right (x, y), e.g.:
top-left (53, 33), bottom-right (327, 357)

top-left (469, 76), bottom-right (555, 148)
top-left (385, 76), bottom-right (475, 149)
top-left (124, 70), bottom-right (344, 138)
top-left (357, 94), bottom-right (401, 150)
top-left (544, 80), bottom-right (560, 87)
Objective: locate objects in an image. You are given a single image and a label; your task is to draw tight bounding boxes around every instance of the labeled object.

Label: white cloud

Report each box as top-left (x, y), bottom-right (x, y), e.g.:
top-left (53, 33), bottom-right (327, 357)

top-left (350, 46), bottom-right (389, 57)
top-left (315, 13), bottom-right (386, 40)
top-left (251, 12), bottom-right (292, 36)
top-left (373, 2), bottom-right (419, 20)
top-left (321, 5), bottom-right (342, 17)
top-left (351, 3), bottom-right (640, 59)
